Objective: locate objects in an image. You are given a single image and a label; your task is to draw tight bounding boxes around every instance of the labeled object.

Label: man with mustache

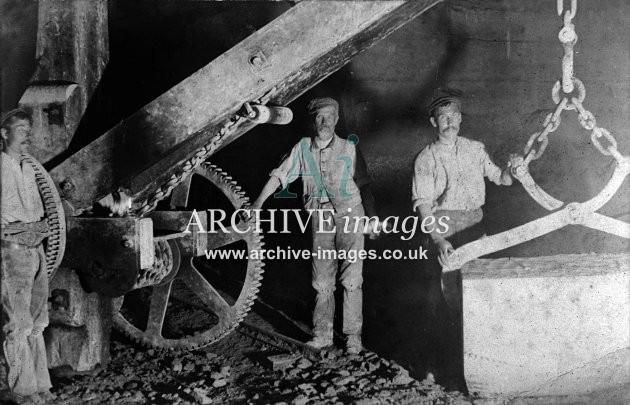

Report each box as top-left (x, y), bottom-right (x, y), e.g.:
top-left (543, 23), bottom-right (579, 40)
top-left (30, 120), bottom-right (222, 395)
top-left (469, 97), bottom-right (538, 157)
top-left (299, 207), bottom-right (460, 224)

top-left (250, 97), bottom-right (377, 354)
top-left (413, 93), bottom-right (514, 270)
top-left (1, 109), bottom-right (54, 404)
top-left (412, 93), bottom-right (516, 388)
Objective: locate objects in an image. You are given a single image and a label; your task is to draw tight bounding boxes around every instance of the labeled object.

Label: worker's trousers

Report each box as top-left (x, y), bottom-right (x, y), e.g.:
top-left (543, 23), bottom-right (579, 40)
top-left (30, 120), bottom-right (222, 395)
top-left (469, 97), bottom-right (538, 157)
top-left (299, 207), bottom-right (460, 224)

top-left (311, 204), bottom-right (364, 338)
top-left (423, 208), bottom-right (485, 390)
top-left (1, 242), bottom-right (51, 396)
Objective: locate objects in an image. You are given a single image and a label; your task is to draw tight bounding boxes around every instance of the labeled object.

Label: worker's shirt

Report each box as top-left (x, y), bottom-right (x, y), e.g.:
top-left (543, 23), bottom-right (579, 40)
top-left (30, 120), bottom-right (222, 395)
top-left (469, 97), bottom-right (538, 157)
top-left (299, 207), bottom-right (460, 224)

top-left (1, 152), bottom-right (44, 225)
top-left (412, 136), bottom-right (502, 213)
top-left (270, 134), bottom-right (370, 212)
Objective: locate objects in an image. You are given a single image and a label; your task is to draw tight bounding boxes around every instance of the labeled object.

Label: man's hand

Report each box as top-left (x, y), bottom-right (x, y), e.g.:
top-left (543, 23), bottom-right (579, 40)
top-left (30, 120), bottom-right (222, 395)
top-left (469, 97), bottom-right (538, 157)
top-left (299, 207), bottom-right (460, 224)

top-left (507, 153), bottom-right (524, 174)
top-left (239, 201), bottom-right (261, 222)
top-left (498, 153), bottom-right (523, 186)
top-left (365, 218), bottom-right (382, 240)
top-left (435, 238), bottom-right (454, 268)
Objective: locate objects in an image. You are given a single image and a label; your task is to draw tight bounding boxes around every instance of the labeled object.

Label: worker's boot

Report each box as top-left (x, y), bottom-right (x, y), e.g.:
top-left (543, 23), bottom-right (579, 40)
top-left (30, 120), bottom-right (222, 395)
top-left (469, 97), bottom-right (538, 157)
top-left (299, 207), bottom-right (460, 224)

top-left (346, 334), bottom-right (363, 355)
top-left (38, 390), bottom-right (56, 402)
top-left (0, 391), bottom-right (40, 405)
top-left (305, 335), bottom-right (333, 350)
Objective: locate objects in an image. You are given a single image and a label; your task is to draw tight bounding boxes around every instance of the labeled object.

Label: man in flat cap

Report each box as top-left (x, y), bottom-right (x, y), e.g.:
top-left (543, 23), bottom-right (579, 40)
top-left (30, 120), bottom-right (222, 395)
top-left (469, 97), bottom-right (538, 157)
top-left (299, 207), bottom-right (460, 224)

top-left (412, 92), bottom-right (517, 387)
top-left (413, 93), bottom-right (515, 271)
top-left (250, 97), bottom-right (377, 354)
top-left (1, 109), bottom-right (54, 404)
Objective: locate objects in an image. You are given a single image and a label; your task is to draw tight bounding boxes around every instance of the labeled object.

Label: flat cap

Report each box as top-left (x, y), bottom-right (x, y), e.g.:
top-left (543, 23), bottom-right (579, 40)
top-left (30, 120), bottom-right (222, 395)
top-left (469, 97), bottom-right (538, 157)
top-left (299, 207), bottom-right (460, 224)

top-left (1, 108), bottom-right (30, 127)
top-left (307, 97), bottom-right (339, 114)
top-left (427, 88), bottom-right (463, 116)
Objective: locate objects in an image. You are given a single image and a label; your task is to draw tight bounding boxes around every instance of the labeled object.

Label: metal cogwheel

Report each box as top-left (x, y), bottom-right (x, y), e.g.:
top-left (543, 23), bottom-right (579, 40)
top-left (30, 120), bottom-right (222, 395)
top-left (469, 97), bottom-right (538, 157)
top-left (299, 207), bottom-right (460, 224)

top-left (114, 163), bottom-right (265, 350)
top-left (24, 154), bottom-right (66, 279)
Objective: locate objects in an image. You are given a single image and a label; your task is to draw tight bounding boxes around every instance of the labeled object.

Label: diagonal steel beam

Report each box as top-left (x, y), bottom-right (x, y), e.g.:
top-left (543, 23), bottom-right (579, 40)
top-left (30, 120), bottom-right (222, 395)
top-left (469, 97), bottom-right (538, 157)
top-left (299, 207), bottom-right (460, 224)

top-left (50, 0), bottom-right (442, 211)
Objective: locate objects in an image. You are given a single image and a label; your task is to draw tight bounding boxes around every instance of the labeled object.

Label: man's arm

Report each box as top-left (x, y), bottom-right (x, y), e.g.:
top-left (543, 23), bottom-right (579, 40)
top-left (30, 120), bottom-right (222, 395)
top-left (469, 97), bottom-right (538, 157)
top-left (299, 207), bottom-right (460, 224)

top-left (415, 203), bottom-right (453, 268)
top-left (250, 176), bottom-right (281, 210)
top-left (250, 142), bottom-right (302, 210)
top-left (412, 149), bottom-right (453, 267)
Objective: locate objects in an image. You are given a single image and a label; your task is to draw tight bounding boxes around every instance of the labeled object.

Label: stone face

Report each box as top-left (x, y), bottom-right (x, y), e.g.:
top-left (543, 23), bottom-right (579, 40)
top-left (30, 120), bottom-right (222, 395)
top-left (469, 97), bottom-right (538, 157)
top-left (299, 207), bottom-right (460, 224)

top-left (462, 254), bottom-right (630, 397)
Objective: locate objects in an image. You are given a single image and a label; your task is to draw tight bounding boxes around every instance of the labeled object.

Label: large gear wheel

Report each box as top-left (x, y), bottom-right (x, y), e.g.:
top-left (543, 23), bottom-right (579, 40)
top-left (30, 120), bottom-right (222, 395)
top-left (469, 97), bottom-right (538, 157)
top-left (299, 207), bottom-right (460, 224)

top-left (114, 163), bottom-right (264, 350)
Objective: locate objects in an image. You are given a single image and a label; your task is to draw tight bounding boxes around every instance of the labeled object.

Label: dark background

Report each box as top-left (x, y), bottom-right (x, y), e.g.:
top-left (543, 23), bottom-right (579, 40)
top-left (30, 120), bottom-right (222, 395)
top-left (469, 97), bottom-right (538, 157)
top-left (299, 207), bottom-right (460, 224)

top-left (2, 0), bottom-right (628, 388)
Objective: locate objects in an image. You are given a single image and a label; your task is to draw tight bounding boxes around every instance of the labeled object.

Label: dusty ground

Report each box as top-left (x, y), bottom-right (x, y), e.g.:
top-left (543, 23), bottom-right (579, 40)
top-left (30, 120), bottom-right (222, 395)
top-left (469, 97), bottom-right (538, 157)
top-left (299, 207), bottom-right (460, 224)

top-left (47, 328), bottom-right (474, 405)
top-left (43, 311), bottom-right (630, 405)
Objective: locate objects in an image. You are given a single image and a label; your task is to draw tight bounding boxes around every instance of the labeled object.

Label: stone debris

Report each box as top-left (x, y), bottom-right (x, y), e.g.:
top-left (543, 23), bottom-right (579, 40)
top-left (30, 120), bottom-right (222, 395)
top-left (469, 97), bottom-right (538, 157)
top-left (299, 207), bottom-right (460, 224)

top-left (193, 387), bottom-right (213, 404)
top-left (266, 353), bottom-right (302, 370)
top-left (296, 358), bottom-right (312, 369)
top-left (45, 329), bottom-right (492, 405)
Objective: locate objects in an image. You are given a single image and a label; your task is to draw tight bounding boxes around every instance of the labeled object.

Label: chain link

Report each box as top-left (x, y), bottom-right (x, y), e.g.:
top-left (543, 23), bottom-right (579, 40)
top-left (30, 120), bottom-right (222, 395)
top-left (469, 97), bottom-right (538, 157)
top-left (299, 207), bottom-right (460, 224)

top-left (524, 97), bottom-right (567, 163)
top-left (569, 98), bottom-right (623, 163)
top-left (557, 0), bottom-right (577, 93)
top-left (133, 118), bottom-right (240, 216)
top-left (552, 77), bottom-right (585, 111)
top-left (521, 1), bottom-right (623, 166)
top-left (557, 0), bottom-right (577, 19)
top-left (132, 88), bottom-right (276, 216)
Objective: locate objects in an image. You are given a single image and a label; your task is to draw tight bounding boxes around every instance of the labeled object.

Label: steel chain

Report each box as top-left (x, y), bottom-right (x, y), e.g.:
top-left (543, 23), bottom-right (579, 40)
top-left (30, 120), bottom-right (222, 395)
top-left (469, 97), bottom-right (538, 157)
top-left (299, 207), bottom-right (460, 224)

top-left (569, 98), bottom-right (623, 163)
top-left (552, 77), bottom-right (585, 111)
top-left (523, 0), bottom-right (622, 166)
top-left (132, 89), bottom-right (276, 216)
top-left (524, 97), bottom-right (567, 163)
top-left (557, 0), bottom-right (577, 19)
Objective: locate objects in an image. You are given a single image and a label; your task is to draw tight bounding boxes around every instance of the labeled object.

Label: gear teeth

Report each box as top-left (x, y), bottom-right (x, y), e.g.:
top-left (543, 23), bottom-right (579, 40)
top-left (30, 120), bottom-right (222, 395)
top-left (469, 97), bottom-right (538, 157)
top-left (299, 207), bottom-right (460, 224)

top-left (115, 162), bottom-right (265, 351)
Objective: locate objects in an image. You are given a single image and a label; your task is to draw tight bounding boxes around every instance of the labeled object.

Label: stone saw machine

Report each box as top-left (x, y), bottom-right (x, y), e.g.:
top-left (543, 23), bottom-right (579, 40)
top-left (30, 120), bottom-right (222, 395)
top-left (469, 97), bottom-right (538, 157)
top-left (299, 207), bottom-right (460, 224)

top-left (18, 0), bottom-right (442, 374)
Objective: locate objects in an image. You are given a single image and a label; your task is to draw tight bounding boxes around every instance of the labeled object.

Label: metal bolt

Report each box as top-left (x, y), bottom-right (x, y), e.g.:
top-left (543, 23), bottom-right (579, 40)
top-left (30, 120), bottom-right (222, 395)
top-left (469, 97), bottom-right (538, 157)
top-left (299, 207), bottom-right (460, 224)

top-left (60, 179), bottom-right (75, 195)
top-left (250, 56), bottom-right (263, 68)
top-left (566, 202), bottom-right (583, 224)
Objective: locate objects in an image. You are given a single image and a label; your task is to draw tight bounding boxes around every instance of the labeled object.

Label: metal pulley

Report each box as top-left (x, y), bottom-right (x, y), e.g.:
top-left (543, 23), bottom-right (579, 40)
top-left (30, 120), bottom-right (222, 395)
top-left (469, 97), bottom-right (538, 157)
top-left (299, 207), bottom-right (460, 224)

top-left (243, 102), bottom-right (293, 125)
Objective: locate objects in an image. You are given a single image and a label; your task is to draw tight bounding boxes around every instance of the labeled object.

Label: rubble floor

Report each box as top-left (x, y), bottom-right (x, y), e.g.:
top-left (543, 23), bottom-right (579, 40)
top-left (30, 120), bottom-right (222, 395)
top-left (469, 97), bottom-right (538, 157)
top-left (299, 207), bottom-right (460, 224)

top-left (47, 331), bottom-right (473, 404)
top-left (45, 312), bottom-right (630, 405)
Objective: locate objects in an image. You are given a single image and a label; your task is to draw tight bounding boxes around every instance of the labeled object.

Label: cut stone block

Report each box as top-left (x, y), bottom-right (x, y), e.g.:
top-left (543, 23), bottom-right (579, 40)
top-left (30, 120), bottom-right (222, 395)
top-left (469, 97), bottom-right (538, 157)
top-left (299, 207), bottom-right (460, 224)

top-left (462, 253), bottom-right (630, 397)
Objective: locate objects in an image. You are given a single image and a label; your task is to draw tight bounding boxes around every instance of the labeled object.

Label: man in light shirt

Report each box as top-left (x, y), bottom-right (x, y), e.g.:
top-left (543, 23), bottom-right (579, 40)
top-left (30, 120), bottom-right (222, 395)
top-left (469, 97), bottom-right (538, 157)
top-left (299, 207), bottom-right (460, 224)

top-left (1, 109), bottom-right (54, 404)
top-left (412, 93), bottom-right (516, 389)
top-left (412, 94), bottom-right (514, 269)
top-left (250, 97), bottom-right (377, 354)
